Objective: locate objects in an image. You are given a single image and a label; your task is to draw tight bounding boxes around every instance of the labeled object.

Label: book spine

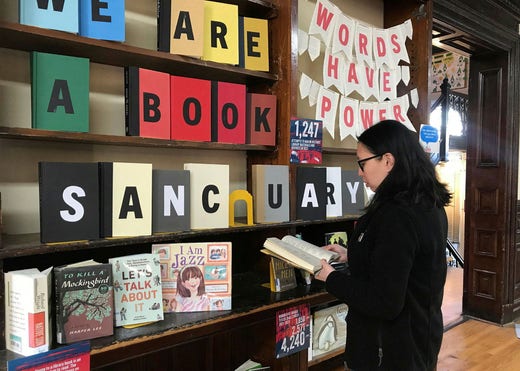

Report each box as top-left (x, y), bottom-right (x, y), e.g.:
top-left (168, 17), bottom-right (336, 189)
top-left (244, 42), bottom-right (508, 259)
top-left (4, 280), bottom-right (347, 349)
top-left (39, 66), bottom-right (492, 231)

top-left (125, 67), bottom-right (140, 136)
top-left (157, 0), bottom-right (171, 52)
top-left (99, 162), bottom-right (113, 238)
top-left (211, 81), bottom-right (219, 142)
top-left (54, 269), bottom-right (65, 344)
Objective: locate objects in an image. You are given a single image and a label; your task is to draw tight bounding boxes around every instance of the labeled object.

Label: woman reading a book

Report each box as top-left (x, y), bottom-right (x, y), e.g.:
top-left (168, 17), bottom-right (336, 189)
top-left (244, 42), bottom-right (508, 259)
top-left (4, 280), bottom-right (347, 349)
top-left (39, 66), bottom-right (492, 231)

top-left (175, 265), bottom-right (210, 312)
top-left (314, 120), bottom-right (451, 370)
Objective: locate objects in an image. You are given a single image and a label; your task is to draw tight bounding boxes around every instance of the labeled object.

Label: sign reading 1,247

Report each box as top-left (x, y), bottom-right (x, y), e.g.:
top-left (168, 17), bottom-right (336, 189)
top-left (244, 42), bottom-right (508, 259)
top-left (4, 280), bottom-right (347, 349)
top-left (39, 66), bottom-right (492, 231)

top-left (293, 119), bottom-right (322, 139)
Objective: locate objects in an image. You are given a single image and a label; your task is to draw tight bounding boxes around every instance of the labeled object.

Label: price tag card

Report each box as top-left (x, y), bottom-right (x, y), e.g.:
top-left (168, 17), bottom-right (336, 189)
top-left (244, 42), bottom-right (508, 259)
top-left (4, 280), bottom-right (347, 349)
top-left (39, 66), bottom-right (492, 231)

top-left (290, 118), bottom-right (322, 164)
top-left (275, 303), bottom-right (311, 358)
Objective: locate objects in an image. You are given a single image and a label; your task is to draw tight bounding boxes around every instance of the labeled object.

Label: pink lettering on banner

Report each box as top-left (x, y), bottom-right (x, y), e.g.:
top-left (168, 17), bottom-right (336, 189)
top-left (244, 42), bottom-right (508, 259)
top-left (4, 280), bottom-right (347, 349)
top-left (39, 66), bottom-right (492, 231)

top-left (337, 23), bottom-right (350, 46)
top-left (360, 108), bottom-right (374, 130)
top-left (321, 96), bottom-right (332, 117)
top-left (382, 71), bottom-right (391, 92)
top-left (316, 2), bottom-right (335, 31)
top-left (327, 55), bottom-right (339, 79)
top-left (347, 63), bottom-right (359, 84)
top-left (342, 105), bottom-right (355, 128)
top-left (358, 33), bottom-right (369, 56)
top-left (390, 33), bottom-right (401, 54)
top-left (365, 66), bottom-right (375, 88)
top-left (376, 36), bottom-right (387, 58)
top-left (393, 104), bottom-right (406, 122)
top-left (378, 107), bottom-right (387, 121)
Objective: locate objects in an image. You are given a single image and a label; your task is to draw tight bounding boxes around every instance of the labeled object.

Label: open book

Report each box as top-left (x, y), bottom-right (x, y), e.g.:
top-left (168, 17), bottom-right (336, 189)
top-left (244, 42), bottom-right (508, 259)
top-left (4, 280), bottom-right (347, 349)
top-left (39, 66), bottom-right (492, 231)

top-left (261, 235), bottom-right (339, 274)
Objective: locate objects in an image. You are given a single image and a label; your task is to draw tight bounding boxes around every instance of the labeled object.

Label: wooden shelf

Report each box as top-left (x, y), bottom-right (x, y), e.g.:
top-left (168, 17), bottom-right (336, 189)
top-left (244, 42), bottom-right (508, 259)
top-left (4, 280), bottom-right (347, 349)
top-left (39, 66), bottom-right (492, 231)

top-left (0, 277), bottom-right (336, 370)
top-left (220, 0), bottom-right (278, 18)
top-left (322, 147), bottom-right (357, 155)
top-left (0, 127), bottom-right (275, 152)
top-left (0, 21), bottom-right (278, 85)
top-left (0, 217), bottom-right (358, 260)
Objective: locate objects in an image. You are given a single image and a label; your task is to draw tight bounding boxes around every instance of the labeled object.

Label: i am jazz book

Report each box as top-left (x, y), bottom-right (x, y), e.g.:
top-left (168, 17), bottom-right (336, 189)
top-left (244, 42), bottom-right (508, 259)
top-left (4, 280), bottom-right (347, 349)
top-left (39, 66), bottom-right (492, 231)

top-left (152, 242), bottom-right (232, 313)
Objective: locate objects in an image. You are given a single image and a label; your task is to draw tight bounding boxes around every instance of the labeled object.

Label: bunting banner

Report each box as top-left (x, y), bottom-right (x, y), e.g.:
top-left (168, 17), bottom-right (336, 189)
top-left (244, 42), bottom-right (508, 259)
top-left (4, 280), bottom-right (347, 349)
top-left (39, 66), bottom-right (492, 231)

top-left (300, 0), bottom-right (416, 138)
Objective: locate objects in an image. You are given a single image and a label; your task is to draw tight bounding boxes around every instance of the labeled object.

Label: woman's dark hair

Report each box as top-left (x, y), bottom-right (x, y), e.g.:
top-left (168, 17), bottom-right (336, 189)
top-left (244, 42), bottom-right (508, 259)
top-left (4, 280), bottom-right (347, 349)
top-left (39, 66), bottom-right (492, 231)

top-left (357, 120), bottom-right (452, 212)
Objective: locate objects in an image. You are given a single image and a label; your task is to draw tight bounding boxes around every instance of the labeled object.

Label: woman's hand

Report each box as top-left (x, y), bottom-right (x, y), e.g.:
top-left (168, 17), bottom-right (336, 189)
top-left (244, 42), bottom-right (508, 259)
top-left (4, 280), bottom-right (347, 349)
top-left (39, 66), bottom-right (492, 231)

top-left (314, 259), bottom-right (335, 282)
top-left (323, 244), bottom-right (348, 263)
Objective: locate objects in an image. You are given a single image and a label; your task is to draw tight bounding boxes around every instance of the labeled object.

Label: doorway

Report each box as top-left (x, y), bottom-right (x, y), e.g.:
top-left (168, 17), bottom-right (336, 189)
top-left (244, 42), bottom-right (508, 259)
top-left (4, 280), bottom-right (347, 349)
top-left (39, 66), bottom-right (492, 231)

top-left (430, 19), bottom-right (470, 327)
top-left (432, 1), bottom-right (520, 324)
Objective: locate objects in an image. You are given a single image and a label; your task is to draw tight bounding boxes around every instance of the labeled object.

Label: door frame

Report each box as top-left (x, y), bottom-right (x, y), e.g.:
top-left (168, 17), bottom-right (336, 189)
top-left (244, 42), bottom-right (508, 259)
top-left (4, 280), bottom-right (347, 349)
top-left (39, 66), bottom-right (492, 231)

top-left (433, 0), bottom-right (520, 323)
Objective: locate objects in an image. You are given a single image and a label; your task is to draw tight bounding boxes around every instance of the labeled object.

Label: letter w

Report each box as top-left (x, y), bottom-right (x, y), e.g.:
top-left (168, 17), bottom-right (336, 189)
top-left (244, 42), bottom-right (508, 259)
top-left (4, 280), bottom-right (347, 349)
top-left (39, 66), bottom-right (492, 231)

top-left (37, 0), bottom-right (65, 11)
top-left (316, 2), bottom-right (334, 31)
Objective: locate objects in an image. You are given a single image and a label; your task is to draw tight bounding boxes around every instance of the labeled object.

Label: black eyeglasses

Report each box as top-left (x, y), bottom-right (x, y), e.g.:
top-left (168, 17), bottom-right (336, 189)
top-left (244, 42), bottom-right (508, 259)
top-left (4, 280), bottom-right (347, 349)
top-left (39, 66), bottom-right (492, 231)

top-left (357, 154), bottom-right (382, 171)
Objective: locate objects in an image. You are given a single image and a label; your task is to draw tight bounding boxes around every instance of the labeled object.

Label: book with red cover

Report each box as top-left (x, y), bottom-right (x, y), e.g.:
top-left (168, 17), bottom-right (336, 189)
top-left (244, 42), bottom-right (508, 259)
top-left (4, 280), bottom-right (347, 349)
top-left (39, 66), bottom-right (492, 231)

top-left (125, 67), bottom-right (171, 139)
top-left (246, 93), bottom-right (277, 145)
top-left (211, 81), bottom-right (246, 144)
top-left (170, 75), bottom-right (211, 142)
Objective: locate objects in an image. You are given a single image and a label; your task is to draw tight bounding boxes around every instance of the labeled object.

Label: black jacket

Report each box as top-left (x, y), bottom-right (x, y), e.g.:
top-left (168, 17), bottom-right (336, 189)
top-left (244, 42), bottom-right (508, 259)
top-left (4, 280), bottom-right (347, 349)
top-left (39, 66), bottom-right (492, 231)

top-left (325, 200), bottom-right (447, 370)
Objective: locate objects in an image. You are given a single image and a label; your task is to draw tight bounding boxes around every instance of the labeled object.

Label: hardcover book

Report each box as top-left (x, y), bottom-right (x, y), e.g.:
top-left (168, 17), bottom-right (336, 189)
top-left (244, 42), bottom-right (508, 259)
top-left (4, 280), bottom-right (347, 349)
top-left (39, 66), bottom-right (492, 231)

top-left (152, 169), bottom-right (191, 233)
top-left (239, 16), bottom-right (269, 72)
top-left (211, 81), bottom-right (246, 144)
top-left (38, 162), bottom-right (100, 243)
top-left (342, 170), bottom-right (365, 215)
top-left (296, 166), bottom-right (327, 221)
top-left (157, 0), bottom-right (204, 57)
top-left (170, 75), bottom-right (212, 142)
top-left (110, 253), bottom-right (164, 327)
top-left (246, 93), bottom-right (277, 146)
top-left (99, 162), bottom-right (153, 238)
top-left (269, 257), bottom-right (297, 293)
top-left (125, 66), bottom-right (171, 139)
top-left (324, 231), bottom-right (348, 247)
top-left (152, 242), bottom-right (232, 312)
top-left (261, 235), bottom-right (339, 274)
top-left (79, 0), bottom-right (125, 41)
top-left (54, 260), bottom-right (113, 344)
top-left (4, 267), bottom-right (52, 356)
top-left (31, 52), bottom-right (89, 132)
top-left (251, 164), bottom-right (289, 223)
top-left (311, 304), bottom-right (348, 360)
top-left (19, 0), bottom-right (78, 33)
top-left (326, 167), bottom-right (343, 217)
top-left (7, 341), bottom-right (90, 371)
top-left (202, 1), bottom-right (239, 65)
top-left (184, 163), bottom-right (229, 229)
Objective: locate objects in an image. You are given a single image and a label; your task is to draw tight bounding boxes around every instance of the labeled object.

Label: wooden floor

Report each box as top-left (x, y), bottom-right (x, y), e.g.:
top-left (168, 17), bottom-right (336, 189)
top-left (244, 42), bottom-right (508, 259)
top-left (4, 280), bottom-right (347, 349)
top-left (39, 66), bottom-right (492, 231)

top-left (442, 266), bottom-right (464, 328)
top-left (438, 319), bottom-right (520, 370)
top-left (438, 266), bottom-right (520, 370)
top-left (315, 266), bottom-right (520, 370)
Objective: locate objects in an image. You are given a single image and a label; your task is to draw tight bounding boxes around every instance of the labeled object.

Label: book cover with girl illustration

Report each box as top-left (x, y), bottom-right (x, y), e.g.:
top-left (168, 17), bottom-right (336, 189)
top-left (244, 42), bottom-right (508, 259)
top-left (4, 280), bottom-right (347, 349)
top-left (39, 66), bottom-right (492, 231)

top-left (152, 242), bottom-right (232, 312)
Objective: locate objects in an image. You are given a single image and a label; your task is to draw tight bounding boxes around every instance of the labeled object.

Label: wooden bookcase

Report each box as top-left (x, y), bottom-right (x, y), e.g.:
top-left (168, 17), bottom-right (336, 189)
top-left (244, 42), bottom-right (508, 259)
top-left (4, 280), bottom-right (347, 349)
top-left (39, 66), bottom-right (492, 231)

top-left (0, 0), bottom-right (430, 369)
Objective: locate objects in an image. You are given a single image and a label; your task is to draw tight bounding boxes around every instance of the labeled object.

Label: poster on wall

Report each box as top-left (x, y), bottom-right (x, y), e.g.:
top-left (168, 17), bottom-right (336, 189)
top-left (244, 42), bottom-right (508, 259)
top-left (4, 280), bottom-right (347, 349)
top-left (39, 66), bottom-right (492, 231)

top-left (432, 52), bottom-right (469, 93)
top-left (290, 118), bottom-right (323, 164)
